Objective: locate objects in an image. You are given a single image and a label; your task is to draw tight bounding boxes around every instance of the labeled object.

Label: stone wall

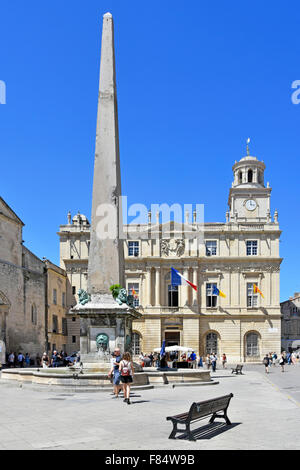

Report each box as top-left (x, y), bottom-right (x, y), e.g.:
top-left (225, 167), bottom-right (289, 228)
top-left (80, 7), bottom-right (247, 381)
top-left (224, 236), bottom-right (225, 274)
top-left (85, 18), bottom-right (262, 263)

top-left (0, 199), bottom-right (46, 361)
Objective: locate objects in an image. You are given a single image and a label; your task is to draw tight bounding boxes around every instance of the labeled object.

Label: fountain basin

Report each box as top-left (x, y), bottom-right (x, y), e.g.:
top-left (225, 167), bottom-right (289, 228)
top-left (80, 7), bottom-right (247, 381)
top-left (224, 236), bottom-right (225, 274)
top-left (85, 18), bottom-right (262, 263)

top-left (0, 368), bottom-right (213, 391)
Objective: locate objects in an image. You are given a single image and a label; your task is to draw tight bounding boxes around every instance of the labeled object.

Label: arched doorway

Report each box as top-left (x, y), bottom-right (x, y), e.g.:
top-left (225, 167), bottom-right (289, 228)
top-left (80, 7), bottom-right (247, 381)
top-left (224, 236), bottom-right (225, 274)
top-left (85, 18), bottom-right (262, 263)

top-left (205, 332), bottom-right (219, 355)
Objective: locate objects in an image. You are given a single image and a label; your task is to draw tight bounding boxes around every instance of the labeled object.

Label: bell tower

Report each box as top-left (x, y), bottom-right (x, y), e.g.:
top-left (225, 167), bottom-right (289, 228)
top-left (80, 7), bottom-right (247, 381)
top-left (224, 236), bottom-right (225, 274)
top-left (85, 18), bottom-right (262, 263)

top-left (228, 142), bottom-right (272, 223)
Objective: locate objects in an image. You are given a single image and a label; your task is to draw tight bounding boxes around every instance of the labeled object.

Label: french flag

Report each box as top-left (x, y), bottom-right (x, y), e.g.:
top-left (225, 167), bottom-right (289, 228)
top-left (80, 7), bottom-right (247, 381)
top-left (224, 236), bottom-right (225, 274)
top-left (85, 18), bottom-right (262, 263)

top-left (171, 267), bottom-right (197, 291)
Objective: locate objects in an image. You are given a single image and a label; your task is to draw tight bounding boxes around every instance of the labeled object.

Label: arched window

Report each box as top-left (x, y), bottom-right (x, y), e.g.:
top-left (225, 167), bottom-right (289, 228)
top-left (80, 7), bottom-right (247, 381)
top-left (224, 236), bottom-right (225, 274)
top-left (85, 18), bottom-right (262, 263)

top-left (238, 171), bottom-right (243, 184)
top-left (132, 332), bottom-right (141, 355)
top-left (206, 332), bottom-right (218, 355)
top-left (248, 169), bottom-right (253, 183)
top-left (246, 332), bottom-right (259, 357)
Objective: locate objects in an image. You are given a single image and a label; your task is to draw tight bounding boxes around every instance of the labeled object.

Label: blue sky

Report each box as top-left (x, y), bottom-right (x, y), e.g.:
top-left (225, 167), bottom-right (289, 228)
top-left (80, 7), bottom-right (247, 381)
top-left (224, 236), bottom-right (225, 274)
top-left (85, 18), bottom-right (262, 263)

top-left (1, 0), bottom-right (300, 301)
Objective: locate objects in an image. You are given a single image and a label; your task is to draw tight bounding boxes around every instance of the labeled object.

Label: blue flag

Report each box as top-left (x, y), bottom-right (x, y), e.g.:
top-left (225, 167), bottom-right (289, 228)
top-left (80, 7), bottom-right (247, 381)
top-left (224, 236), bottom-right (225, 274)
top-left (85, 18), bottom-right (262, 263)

top-left (160, 340), bottom-right (166, 358)
top-left (213, 285), bottom-right (226, 298)
top-left (171, 267), bottom-right (182, 286)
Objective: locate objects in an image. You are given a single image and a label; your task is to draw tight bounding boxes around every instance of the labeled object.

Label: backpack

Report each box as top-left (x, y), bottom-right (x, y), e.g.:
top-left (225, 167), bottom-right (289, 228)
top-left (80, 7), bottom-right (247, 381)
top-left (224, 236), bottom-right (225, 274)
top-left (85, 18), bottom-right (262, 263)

top-left (121, 360), bottom-right (131, 377)
top-left (263, 358), bottom-right (269, 365)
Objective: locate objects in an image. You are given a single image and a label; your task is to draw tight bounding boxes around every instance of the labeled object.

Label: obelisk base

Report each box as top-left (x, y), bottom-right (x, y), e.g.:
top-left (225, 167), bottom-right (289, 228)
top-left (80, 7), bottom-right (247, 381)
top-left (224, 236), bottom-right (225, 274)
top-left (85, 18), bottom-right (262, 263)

top-left (70, 294), bottom-right (142, 371)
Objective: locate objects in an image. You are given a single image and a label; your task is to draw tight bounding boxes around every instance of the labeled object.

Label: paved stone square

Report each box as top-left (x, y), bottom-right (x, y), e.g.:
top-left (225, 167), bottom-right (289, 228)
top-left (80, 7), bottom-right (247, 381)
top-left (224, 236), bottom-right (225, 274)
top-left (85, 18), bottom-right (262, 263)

top-left (0, 364), bottom-right (299, 450)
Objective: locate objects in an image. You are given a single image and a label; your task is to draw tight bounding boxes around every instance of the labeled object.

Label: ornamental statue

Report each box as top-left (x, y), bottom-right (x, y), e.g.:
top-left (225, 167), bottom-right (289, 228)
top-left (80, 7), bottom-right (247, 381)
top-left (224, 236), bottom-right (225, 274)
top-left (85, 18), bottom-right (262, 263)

top-left (96, 333), bottom-right (109, 352)
top-left (109, 284), bottom-right (135, 308)
top-left (78, 289), bottom-right (91, 305)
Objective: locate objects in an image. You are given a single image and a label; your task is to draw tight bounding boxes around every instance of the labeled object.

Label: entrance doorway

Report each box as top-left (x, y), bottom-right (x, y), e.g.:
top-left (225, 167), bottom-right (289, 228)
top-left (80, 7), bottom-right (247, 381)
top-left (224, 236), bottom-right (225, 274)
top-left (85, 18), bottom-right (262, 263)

top-left (165, 331), bottom-right (180, 347)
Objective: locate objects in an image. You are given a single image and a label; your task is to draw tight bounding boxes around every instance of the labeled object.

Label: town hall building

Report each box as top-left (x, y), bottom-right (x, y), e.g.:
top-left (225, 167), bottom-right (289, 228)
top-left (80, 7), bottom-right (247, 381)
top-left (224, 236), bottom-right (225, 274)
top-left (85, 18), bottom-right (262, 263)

top-left (58, 152), bottom-right (282, 363)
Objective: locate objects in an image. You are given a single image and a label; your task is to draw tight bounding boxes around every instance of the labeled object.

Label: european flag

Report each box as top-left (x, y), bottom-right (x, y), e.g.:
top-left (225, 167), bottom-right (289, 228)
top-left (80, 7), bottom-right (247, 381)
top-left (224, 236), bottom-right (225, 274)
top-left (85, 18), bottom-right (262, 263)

top-left (213, 285), bottom-right (226, 298)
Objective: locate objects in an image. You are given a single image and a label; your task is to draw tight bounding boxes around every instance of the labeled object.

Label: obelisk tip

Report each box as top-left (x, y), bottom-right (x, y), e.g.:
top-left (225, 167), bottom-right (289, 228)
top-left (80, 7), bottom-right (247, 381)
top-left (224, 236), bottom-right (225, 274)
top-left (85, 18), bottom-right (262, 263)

top-left (103, 12), bottom-right (113, 19)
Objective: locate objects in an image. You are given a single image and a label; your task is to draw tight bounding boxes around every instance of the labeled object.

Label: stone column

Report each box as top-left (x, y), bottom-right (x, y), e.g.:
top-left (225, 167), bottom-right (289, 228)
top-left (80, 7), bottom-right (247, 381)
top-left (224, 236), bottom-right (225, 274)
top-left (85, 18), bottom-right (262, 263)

top-left (182, 268), bottom-right (189, 306)
top-left (192, 267), bottom-right (198, 305)
top-left (155, 267), bottom-right (161, 306)
top-left (146, 268), bottom-right (152, 306)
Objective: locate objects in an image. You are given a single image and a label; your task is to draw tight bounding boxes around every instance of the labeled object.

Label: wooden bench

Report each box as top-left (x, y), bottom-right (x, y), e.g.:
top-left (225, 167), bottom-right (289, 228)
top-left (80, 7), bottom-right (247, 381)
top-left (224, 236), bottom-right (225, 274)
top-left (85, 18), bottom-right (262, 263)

top-left (231, 364), bottom-right (243, 375)
top-left (166, 393), bottom-right (233, 441)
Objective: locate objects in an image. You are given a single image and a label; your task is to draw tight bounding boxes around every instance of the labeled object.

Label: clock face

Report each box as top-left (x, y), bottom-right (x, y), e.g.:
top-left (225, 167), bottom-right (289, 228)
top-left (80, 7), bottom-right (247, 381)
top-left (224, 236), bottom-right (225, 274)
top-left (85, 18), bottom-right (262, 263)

top-left (245, 199), bottom-right (257, 211)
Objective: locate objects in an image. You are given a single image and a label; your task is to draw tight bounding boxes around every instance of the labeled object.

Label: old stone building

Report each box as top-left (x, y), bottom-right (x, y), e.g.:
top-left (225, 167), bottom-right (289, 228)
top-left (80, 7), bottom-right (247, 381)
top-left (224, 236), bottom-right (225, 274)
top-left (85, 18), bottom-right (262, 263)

top-left (58, 152), bottom-right (282, 363)
top-left (0, 197), bottom-right (46, 361)
top-left (281, 293), bottom-right (300, 351)
top-left (43, 260), bottom-right (69, 354)
top-left (0, 197), bottom-right (75, 362)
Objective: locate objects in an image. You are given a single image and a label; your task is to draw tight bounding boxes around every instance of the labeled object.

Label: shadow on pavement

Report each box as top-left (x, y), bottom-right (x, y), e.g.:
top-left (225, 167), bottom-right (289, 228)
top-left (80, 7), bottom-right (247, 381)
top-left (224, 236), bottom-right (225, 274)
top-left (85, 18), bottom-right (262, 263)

top-left (177, 422), bottom-right (241, 441)
top-left (131, 400), bottom-right (150, 404)
top-left (212, 375), bottom-right (244, 379)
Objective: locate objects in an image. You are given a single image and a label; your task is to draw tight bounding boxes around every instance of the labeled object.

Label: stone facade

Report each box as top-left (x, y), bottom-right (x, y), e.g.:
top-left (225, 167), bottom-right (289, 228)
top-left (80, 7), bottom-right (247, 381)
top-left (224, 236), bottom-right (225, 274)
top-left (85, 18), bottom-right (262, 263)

top-left (58, 155), bottom-right (282, 363)
top-left (44, 260), bottom-right (69, 354)
top-left (0, 198), bottom-right (46, 360)
top-left (281, 293), bottom-right (300, 351)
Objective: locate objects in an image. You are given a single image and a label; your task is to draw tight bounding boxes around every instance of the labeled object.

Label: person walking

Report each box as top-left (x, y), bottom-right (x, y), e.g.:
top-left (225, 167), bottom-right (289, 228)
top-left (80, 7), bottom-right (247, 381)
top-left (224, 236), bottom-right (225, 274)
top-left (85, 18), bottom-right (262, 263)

top-left (25, 353), bottom-right (31, 368)
top-left (279, 353), bottom-right (286, 372)
top-left (222, 353), bottom-right (227, 369)
top-left (119, 352), bottom-right (134, 405)
top-left (268, 353), bottom-right (273, 368)
top-left (42, 352), bottom-right (49, 368)
top-left (8, 352), bottom-right (15, 368)
top-left (108, 348), bottom-right (122, 398)
top-left (198, 355), bottom-right (203, 368)
top-left (17, 352), bottom-right (25, 368)
top-left (51, 350), bottom-right (60, 368)
top-left (205, 354), bottom-right (211, 370)
top-left (263, 354), bottom-right (270, 373)
top-left (190, 351), bottom-right (197, 369)
top-left (211, 353), bottom-right (217, 372)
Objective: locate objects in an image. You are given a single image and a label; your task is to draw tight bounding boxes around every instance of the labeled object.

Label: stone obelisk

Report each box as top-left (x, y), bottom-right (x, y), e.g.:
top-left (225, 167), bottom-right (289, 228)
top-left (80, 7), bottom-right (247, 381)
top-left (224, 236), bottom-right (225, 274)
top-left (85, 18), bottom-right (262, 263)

top-left (72, 13), bottom-right (141, 370)
top-left (88, 12), bottom-right (125, 296)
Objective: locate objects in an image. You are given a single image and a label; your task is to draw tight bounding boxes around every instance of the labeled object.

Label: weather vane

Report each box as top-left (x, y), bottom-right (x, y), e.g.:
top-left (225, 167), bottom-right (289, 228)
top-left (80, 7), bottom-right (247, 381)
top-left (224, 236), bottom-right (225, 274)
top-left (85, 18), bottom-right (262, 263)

top-left (246, 138), bottom-right (250, 156)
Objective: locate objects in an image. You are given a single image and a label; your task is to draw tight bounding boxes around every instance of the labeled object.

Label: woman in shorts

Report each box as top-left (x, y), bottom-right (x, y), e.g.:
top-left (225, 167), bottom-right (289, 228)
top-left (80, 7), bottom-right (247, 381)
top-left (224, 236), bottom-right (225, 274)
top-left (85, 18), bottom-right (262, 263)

top-left (119, 352), bottom-right (134, 405)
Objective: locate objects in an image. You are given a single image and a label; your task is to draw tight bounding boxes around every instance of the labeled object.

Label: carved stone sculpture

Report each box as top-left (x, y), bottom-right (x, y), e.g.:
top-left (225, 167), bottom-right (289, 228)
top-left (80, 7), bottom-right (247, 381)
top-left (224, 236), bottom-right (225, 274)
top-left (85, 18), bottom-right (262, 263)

top-left (78, 289), bottom-right (91, 305)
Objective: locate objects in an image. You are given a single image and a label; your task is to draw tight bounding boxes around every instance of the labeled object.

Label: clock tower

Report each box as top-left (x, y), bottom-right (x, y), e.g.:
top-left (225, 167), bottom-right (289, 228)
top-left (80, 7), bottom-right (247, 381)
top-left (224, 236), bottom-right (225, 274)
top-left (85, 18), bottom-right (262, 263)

top-left (228, 153), bottom-right (272, 223)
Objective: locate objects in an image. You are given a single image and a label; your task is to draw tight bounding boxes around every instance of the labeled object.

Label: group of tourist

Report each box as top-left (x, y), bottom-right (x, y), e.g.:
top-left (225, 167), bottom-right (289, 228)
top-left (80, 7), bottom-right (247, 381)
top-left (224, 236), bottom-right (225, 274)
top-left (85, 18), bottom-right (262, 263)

top-left (7, 352), bottom-right (33, 368)
top-left (3, 350), bottom-right (80, 369)
top-left (263, 350), bottom-right (300, 373)
top-left (108, 348), bottom-right (134, 404)
top-left (41, 350), bottom-right (80, 368)
top-left (137, 350), bottom-right (228, 371)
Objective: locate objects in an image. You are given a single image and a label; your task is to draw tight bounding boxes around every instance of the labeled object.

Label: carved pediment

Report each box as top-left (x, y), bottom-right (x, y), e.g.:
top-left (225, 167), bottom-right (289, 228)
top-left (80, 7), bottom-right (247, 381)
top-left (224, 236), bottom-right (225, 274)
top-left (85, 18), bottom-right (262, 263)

top-left (161, 239), bottom-right (185, 257)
